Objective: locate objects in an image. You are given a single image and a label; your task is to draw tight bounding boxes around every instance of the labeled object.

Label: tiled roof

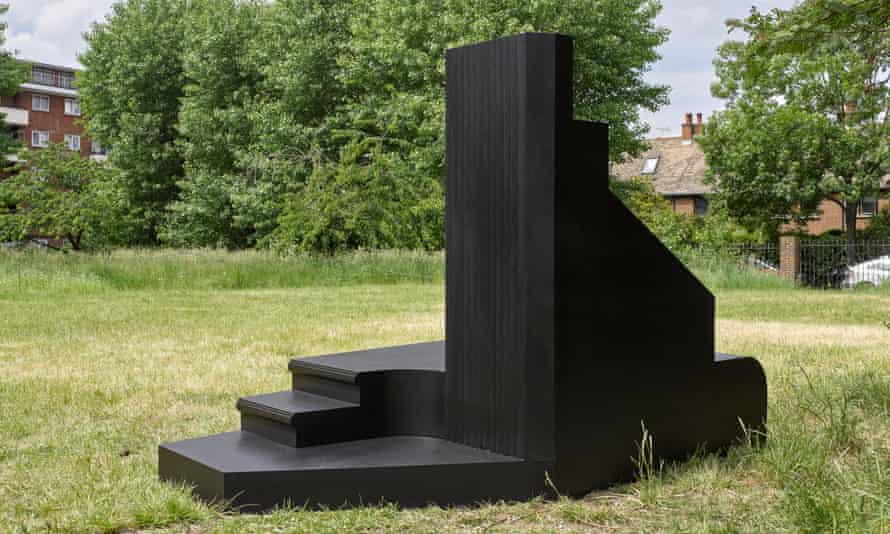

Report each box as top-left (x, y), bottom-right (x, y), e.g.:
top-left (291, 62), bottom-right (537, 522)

top-left (611, 136), bottom-right (890, 196)
top-left (610, 137), bottom-right (711, 196)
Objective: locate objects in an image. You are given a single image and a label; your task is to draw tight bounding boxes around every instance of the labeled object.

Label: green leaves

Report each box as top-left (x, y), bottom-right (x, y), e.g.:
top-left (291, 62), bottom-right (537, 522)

top-left (78, 0), bottom-right (189, 244)
top-left (0, 144), bottom-right (128, 250)
top-left (703, 0), bottom-right (890, 241)
top-left (609, 177), bottom-right (755, 253)
top-left (0, 4), bottom-right (26, 158)
top-left (78, 0), bottom-right (671, 252)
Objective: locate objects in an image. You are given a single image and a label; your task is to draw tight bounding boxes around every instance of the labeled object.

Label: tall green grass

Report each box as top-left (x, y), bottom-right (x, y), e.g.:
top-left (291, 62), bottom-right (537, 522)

top-left (0, 249), bottom-right (444, 294)
top-left (1, 247), bottom-right (798, 294)
top-left (682, 251), bottom-right (796, 291)
top-left (6, 247), bottom-right (886, 295)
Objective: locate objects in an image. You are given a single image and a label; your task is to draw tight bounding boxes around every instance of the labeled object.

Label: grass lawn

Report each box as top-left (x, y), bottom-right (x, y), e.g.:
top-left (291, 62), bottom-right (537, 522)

top-left (1, 250), bottom-right (889, 533)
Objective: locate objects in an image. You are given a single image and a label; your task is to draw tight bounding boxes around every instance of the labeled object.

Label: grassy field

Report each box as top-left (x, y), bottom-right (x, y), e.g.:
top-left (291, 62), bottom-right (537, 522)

top-left (1, 250), bottom-right (888, 533)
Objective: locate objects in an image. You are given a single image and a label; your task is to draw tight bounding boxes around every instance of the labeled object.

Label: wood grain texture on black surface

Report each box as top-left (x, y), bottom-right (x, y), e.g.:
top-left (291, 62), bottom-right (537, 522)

top-left (445, 34), bottom-right (570, 459)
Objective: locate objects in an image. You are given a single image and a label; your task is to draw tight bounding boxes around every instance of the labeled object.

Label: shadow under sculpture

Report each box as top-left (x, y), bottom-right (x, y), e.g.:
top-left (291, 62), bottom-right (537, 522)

top-left (159, 33), bottom-right (767, 510)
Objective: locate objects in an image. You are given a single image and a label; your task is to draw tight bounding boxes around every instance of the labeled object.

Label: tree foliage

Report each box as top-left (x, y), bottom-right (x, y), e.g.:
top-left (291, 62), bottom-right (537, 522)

top-left (266, 0), bottom-right (670, 252)
top-left (862, 204), bottom-right (890, 240)
top-left (162, 0), bottom-right (264, 249)
top-left (0, 4), bottom-right (26, 160)
top-left (700, 1), bottom-right (890, 245)
top-left (0, 144), bottom-right (127, 250)
top-left (271, 138), bottom-right (444, 253)
top-left (79, 0), bottom-right (188, 245)
top-left (80, 0), bottom-right (671, 252)
top-left (610, 177), bottom-right (754, 253)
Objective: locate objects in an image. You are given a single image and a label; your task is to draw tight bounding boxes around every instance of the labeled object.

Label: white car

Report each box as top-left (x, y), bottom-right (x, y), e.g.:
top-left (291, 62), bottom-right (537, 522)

top-left (841, 255), bottom-right (890, 288)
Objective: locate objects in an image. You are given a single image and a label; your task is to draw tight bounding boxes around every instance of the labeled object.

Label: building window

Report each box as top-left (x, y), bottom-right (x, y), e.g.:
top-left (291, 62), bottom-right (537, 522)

top-left (858, 197), bottom-right (878, 217)
top-left (31, 68), bottom-right (55, 86)
top-left (32, 94), bottom-right (50, 112)
top-left (641, 157), bottom-right (659, 174)
top-left (91, 141), bottom-right (107, 155)
top-left (64, 99), bottom-right (81, 116)
top-left (31, 130), bottom-right (50, 148)
top-left (64, 134), bottom-right (81, 151)
top-left (59, 73), bottom-right (75, 89)
top-left (694, 196), bottom-right (709, 217)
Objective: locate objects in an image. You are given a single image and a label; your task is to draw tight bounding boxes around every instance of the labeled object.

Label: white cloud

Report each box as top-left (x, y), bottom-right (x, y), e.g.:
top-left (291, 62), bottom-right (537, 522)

top-left (640, 0), bottom-right (798, 137)
top-left (4, 0), bottom-right (115, 68)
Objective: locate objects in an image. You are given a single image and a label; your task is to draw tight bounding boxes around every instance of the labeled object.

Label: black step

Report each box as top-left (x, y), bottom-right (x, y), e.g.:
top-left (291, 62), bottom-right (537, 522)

top-left (159, 431), bottom-right (538, 510)
top-left (291, 373), bottom-right (361, 403)
top-left (289, 341), bottom-right (444, 403)
top-left (237, 391), bottom-right (364, 448)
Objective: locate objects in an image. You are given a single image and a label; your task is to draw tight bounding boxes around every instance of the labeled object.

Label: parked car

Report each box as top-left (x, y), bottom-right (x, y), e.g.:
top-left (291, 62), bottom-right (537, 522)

top-left (841, 255), bottom-right (890, 288)
top-left (744, 256), bottom-right (779, 273)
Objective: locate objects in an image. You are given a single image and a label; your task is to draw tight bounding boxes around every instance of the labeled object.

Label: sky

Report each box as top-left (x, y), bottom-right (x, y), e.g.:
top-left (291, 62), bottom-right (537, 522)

top-left (639, 0), bottom-right (796, 136)
top-left (4, 0), bottom-right (796, 137)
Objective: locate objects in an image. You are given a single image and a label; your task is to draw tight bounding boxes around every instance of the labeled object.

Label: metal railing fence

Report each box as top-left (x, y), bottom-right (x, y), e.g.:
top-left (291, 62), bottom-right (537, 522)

top-left (729, 242), bottom-right (780, 274)
top-left (799, 240), bottom-right (890, 289)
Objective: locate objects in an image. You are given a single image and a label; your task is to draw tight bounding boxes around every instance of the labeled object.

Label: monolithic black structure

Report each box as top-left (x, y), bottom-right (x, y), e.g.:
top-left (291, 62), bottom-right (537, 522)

top-left (159, 33), bottom-right (767, 510)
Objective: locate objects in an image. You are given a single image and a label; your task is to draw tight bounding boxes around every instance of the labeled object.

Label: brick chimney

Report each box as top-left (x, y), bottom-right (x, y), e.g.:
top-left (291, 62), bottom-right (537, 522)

top-left (681, 112), bottom-right (705, 140)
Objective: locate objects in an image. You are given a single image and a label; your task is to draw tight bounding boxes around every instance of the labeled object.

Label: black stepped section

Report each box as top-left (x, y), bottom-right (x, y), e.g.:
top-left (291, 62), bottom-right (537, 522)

top-left (289, 341), bottom-right (445, 404)
top-left (237, 391), bottom-right (363, 448)
top-left (290, 341), bottom-right (444, 380)
top-left (159, 432), bottom-right (547, 510)
top-left (290, 342), bottom-right (448, 440)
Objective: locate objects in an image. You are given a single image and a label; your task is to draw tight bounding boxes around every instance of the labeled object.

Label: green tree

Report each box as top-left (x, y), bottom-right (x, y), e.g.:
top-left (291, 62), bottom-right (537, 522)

top-left (244, 0), bottom-right (358, 248)
top-left (78, 0), bottom-right (188, 245)
top-left (80, 0), bottom-right (670, 252)
top-left (0, 144), bottom-right (127, 250)
top-left (166, 0), bottom-right (358, 248)
top-left (0, 4), bottom-right (26, 160)
top-left (271, 0), bottom-right (669, 253)
top-left (700, 2), bottom-right (890, 252)
top-left (162, 0), bottom-right (264, 248)
top-left (337, 0), bottom-right (669, 176)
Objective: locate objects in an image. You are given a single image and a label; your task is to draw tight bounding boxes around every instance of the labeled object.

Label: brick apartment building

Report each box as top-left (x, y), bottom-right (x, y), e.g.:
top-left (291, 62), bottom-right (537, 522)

top-left (611, 113), bottom-right (889, 234)
top-left (0, 60), bottom-right (106, 161)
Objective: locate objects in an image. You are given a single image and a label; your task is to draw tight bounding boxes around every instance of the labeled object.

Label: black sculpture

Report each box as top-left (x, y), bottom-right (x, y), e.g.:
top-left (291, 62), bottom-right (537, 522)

top-left (159, 33), bottom-right (767, 510)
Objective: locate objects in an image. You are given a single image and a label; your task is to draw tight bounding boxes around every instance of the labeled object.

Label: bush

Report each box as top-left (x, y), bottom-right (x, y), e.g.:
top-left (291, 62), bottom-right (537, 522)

top-left (609, 177), bottom-right (695, 251)
top-left (862, 203), bottom-right (890, 241)
top-left (609, 177), bottom-right (759, 254)
top-left (0, 144), bottom-right (131, 250)
top-left (267, 139), bottom-right (444, 254)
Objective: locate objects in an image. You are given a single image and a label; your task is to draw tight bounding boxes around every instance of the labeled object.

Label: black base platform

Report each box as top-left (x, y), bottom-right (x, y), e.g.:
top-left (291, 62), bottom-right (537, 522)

top-left (161, 433), bottom-right (544, 510)
top-left (160, 342), bottom-right (765, 510)
top-left (160, 342), bottom-right (544, 509)
top-left (159, 33), bottom-right (767, 511)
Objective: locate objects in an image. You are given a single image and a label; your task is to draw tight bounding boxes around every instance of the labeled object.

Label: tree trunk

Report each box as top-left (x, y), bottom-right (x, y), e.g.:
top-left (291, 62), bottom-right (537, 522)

top-left (68, 232), bottom-right (82, 251)
top-left (844, 201), bottom-right (858, 265)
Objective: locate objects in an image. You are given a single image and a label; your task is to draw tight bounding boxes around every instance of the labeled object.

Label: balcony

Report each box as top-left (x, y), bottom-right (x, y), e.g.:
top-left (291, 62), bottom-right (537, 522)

top-left (31, 68), bottom-right (76, 90)
top-left (0, 106), bottom-right (29, 127)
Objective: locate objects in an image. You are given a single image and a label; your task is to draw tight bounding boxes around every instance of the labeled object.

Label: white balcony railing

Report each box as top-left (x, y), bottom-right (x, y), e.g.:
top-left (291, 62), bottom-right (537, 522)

top-left (0, 106), bottom-right (29, 127)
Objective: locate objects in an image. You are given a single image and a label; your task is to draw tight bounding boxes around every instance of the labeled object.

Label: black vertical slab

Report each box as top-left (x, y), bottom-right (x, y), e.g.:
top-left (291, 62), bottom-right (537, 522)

top-left (445, 34), bottom-right (573, 460)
